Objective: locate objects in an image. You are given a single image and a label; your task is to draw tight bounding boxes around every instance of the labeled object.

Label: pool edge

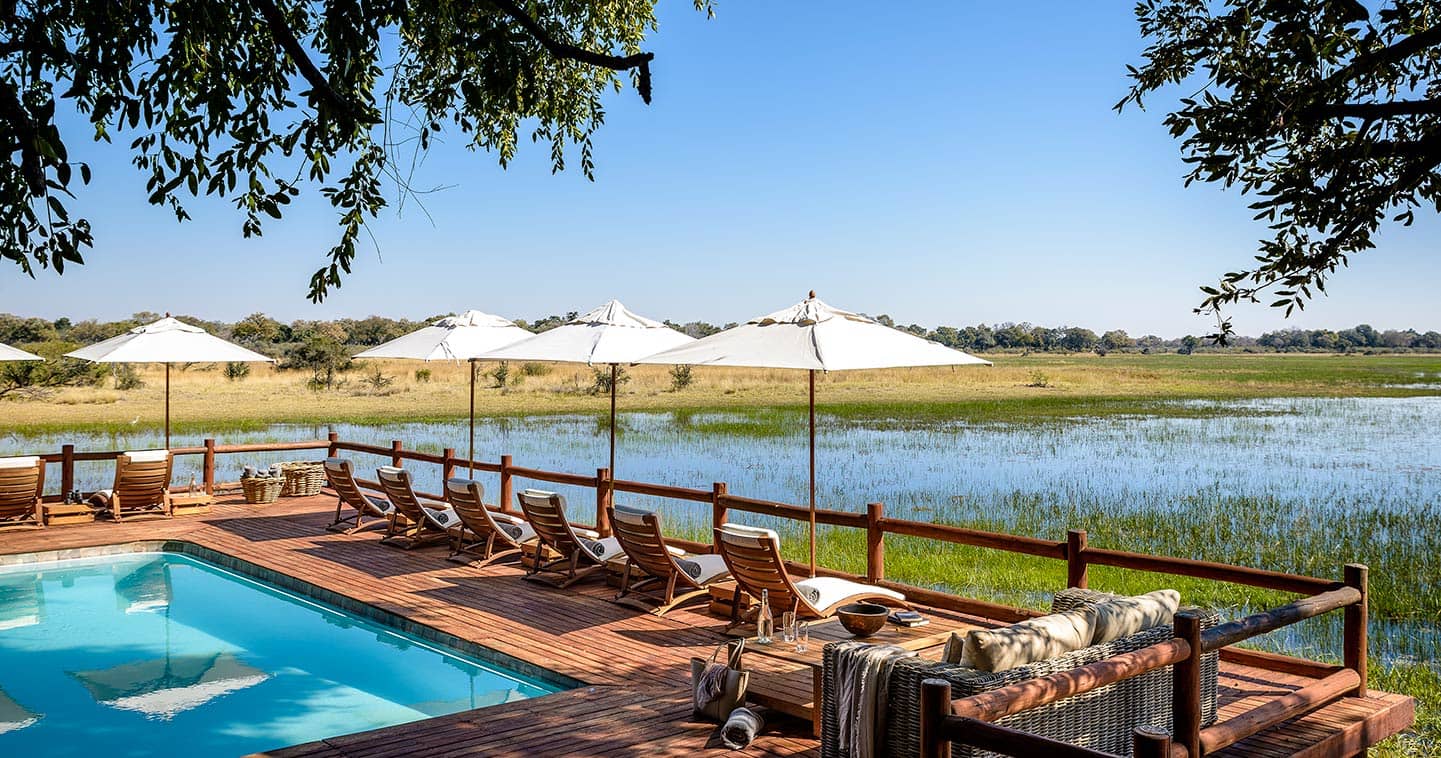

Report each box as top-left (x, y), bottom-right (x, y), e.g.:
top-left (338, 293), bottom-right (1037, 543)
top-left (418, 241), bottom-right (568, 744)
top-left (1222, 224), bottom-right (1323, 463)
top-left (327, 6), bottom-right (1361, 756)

top-left (0, 540), bottom-right (583, 693)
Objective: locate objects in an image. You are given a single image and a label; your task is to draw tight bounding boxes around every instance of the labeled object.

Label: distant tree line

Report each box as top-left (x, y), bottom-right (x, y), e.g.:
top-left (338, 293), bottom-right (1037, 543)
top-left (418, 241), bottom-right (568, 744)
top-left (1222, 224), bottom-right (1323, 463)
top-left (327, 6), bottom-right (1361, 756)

top-left (1, 312), bottom-right (1438, 360)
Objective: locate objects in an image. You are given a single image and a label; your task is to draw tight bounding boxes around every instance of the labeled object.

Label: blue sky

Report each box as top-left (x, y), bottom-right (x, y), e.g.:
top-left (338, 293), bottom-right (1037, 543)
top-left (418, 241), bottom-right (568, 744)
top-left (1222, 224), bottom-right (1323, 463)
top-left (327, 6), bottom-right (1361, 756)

top-left (1, 1), bottom-right (1437, 336)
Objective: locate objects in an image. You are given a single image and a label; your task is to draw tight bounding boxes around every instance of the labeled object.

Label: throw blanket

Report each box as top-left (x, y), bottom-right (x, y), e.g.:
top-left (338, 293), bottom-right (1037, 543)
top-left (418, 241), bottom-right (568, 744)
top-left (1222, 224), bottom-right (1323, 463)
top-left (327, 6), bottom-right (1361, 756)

top-left (833, 641), bottom-right (917, 758)
top-left (695, 662), bottom-right (731, 710)
top-left (721, 707), bottom-right (766, 749)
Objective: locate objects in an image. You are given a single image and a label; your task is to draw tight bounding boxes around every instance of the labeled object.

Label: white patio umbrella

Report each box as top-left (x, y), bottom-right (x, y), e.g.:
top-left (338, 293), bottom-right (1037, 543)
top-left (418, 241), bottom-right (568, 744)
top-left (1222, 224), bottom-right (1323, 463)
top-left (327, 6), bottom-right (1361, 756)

top-left (66, 316), bottom-right (274, 448)
top-left (637, 292), bottom-right (991, 572)
top-left (480, 300), bottom-right (695, 483)
top-left (0, 342), bottom-right (43, 361)
top-left (353, 310), bottom-right (532, 474)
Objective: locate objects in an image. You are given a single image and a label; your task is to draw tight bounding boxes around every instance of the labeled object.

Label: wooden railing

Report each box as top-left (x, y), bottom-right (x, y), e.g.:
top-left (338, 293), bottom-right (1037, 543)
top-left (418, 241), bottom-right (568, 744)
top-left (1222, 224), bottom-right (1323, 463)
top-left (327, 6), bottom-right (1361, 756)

top-left (18, 434), bottom-right (1371, 755)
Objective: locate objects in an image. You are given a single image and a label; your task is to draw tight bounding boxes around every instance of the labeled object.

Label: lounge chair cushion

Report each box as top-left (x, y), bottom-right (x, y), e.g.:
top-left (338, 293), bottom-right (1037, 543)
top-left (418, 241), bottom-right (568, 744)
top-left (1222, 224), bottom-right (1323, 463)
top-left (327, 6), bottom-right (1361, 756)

top-left (1088, 589), bottom-right (1181, 645)
top-left (960, 608), bottom-right (1096, 672)
top-left (421, 504), bottom-right (461, 531)
top-left (0, 456), bottom-right (39, 469)
top-left (363, 495), bottom-right (394, 515)
top-left (612, 505), bottom-right (652, 525)
top-left (718, 523), bottom-right (780, 546)
top-left (124, 449), bottom-right (170, 462)
top-left (675, 553), bottom-right (730, 584)
top-left (491, 512), bottom-right (536, 543)
top-left (578, 535), bottom-right (622, 561)
top-left (793, 576), bottom-right (905, 611)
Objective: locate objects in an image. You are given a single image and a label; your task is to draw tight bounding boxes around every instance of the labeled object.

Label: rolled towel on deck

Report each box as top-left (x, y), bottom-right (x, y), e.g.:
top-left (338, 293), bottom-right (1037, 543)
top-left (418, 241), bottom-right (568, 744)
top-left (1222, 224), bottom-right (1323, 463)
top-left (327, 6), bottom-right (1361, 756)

top-left (721, 706), bottom-right (765, 749)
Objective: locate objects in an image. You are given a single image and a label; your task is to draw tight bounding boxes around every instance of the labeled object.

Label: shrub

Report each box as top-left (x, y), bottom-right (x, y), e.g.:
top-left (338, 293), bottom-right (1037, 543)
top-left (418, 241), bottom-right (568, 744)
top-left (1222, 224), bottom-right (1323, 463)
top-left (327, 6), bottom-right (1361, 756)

top-left (224, 362), bottom-right (251, 381)
top-left (490, 361), bottom-right (510, 389)
top-left (1026, 370), bottom-right (1051, 388)
top-left (669, 364), bottom-right (694, 392)
top-left (113, 363), bottom-right (144, 390)
top-left (590, 364), bottom-right (630, 395)
top-left (281, 335), bottom-right (352, 390)
top-left (359, 366), bottom-right (395, 391)
top-left (414, 368), bottom-right (432, 383)
top-left (520, 362), bottom-right (551, 377)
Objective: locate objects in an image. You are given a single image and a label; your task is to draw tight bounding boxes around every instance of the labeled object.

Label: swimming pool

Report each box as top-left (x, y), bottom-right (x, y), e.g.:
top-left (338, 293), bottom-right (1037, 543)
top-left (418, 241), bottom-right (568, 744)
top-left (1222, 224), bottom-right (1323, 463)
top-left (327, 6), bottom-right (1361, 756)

top-left (0, 549), bottom-right (563, 756)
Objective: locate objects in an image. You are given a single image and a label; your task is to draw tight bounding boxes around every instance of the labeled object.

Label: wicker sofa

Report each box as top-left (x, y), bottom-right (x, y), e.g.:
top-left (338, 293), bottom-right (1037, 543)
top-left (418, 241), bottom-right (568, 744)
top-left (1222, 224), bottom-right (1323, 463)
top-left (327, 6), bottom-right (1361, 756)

top-left (820, 588), bottom-right (1220, 758)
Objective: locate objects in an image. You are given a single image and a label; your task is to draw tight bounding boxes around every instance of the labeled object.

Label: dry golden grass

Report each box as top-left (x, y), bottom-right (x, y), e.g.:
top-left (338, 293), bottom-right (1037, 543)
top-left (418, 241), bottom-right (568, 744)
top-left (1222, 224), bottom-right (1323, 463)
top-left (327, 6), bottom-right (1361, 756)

top-left (7, 352), bottom-right (1439, 432)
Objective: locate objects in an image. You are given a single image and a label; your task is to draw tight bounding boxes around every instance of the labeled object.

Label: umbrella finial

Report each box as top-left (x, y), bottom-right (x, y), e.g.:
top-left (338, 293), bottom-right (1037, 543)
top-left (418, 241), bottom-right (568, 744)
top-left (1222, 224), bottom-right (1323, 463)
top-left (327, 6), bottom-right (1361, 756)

top-left (808, 290), bottom-right (816, 299)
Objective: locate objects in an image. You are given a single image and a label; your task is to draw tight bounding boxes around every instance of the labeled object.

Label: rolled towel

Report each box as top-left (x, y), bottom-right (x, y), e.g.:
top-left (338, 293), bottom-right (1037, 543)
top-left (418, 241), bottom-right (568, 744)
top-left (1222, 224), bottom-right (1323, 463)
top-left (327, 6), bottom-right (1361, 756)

top-left (720, 706), bottom-right (765, 749)
top-left (242, 466), bottom-right (258, 479)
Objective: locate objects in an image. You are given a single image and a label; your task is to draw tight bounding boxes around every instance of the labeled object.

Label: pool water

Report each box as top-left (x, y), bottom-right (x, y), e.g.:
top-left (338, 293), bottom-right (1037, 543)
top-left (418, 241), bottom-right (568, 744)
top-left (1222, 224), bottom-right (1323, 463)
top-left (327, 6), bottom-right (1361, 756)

top-left (0, 552), bottom-right (560, 756)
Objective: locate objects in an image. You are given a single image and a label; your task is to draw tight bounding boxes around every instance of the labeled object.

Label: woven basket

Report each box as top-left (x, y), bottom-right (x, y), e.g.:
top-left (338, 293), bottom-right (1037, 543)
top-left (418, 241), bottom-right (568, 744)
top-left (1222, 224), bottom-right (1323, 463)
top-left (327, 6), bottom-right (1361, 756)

top-left (279, 461), bottom-right (326, 497)
top-left (242, 475), bottom-right (284, 504)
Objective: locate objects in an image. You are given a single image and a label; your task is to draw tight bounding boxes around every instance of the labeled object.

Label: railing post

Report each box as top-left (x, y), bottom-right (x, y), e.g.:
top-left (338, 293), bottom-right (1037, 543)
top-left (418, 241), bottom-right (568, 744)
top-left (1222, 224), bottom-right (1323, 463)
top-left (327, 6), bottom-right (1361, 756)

top-left (499, 454), bottom-right (513, 512)
top-left (595, 468), bottom-right (612, 536)
top-left (919, 678), bottom-right (953, 758)
top-left (60, 443), bottom-right (75, 499)
top-left (1132, 725), bottom-right (1173, 758)
top-left (326, 431), bottom-right (339, 457)
top-left (202, 438), bottom-right (216, 495)
top-left (390, 440), bottom-right (403, 467)
top-left (1344, 563), bottom-right (1369, 698)
top-left (442, 447), bottom-right (456, 485)
top-left (711, 482), bottom-right (728, 547)
top-left (1171, 611), bottom-right (1202, 758)
top-left (1067, 529), bottom-right (1088, 589)
top-left (866, 501), bottom-right (885, 583)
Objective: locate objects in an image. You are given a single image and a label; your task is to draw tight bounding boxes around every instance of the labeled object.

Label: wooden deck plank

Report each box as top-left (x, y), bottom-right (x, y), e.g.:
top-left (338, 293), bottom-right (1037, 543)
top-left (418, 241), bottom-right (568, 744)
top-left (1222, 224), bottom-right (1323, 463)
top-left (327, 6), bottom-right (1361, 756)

top-left (0, 491), bottom-right (1415, 757)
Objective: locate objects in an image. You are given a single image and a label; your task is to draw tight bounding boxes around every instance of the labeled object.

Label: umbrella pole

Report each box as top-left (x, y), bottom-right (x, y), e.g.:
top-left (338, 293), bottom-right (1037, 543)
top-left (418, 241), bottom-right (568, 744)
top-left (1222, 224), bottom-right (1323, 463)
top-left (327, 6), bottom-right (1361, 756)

top-left (468, 359), bottom-right (476, 477)
top-left (609, 363), bottom-right (618, 481)
top-left (165, 362), bottom-right (171, 450)
top-left (809, 368), bottom-right (817, 575)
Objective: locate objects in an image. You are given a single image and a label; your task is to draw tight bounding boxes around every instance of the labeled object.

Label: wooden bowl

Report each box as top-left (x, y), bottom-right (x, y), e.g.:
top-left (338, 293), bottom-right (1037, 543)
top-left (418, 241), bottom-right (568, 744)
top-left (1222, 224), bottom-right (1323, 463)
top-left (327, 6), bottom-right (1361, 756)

top-left (836, 603), bottom-right (889, 637)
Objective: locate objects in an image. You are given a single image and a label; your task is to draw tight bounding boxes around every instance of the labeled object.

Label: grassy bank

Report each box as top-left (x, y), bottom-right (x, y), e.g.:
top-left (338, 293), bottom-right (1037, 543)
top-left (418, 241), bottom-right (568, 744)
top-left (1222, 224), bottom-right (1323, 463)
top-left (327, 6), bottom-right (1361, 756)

top-left (6, 353), bottom-right (1441, 434)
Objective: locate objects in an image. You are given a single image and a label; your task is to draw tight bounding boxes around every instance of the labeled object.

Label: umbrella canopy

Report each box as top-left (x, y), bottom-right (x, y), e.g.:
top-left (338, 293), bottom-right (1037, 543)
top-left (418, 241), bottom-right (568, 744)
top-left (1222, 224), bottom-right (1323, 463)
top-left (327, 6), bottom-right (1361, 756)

top-left (66, 317), bottom-right (273, 364)
top-left (353, 310), bottom-right (531, 362)
top-left (354, 310), bottom-right (532, 475)
top-left (481, 300), bottom-right (694, 366)
top-left (0, 343), bottom-right (42, 361)
top-left (65, 316), bottom-right (274, 448)
top-left (71, 652), bottom-right (269, 721)
top-left (635, 295), bottom-right (991, 371)
top-left (480, 300), bottom-right (694, 506)
top-left (638, 293), bottom-right (990, 571)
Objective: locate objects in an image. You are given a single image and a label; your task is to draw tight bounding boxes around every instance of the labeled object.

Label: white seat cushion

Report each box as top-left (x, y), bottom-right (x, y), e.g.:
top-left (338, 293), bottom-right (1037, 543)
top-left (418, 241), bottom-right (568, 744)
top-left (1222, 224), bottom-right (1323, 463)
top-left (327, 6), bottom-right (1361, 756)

top-left (718, 523), bottom-right (780, 547)
top-left (578, 535), bottom-right (622, 562)
top-left (674, 553), bottom-right (730, 584)
top-left (422, 505), bottom-right (460, 531)
top-left (793, 576), bottom-right (905, 611)
top-left (125, 449), bottom-right (169, 462)
top-left (1089, 590), bottom-right (1180, 644)
top-left (363, 495), bottom-right (394, 515)
top-left (490, 512), bottom-right (536, 543)
top-left (961, 609), bottom-right (1096, 672)
top-left (0, 456), bottom-right (40, 469)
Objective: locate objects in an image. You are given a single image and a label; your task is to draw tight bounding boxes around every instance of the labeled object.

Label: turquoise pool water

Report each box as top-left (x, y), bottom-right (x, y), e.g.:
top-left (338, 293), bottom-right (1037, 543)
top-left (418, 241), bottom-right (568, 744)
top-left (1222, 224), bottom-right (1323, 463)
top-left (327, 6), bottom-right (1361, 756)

top-left (0, 552), bottom-right (560, 756)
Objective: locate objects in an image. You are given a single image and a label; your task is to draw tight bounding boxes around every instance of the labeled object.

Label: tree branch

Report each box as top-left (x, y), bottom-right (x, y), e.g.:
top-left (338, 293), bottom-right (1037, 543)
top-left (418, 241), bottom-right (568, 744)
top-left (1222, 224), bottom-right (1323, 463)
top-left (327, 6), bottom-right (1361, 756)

top-left (1325, 24), bottom-right (1441, 88)
top-left (1314, 98), bottom-right (1441, 119)
top-left (0, 80), bottom-right (44, 195)
top-left (247, 0), bottom-right (365, 125)
top-left (487, 0), bottom-right (655, 103)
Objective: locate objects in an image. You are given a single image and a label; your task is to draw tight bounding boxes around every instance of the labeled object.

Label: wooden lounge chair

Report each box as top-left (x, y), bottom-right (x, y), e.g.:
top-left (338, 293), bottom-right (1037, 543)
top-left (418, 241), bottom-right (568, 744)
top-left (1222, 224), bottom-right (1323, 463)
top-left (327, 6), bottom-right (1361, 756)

top-left (608, 504), bottom-right (730, 615)
top-left (516, 489), bottom-right (623, 588)
top-left (715, 523), bottom-right (906, 628)
top-left (444, 477), bottom-right (536, 563)
top-left (91, 450), bottom-right (173, 521)
top-left (0, 456), bottom-right (45, 530)
top-left (322, 457), bottom-right (395, 533)
top-left (375, 466), bottom-right (460, 549)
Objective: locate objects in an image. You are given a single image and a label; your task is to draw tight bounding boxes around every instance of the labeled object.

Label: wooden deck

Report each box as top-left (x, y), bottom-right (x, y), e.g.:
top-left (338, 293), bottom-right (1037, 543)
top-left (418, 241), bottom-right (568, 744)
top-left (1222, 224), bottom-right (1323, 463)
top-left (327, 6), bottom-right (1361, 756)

top-left (0, 493), bottom-right (1414, 757)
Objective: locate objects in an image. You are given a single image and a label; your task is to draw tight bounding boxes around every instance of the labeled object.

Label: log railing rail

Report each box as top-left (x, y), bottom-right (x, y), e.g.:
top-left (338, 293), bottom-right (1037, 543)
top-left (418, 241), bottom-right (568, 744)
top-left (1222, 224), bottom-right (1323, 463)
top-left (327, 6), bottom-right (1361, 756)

top-left (20, 434), bottom-right (1372, 755)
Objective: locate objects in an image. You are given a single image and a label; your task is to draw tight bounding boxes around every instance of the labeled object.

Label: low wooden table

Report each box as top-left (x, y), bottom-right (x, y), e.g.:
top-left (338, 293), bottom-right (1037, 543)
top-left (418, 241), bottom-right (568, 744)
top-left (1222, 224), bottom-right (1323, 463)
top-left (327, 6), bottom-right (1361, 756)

top-left (171, 492), bottom-right (215, 516)
top-left (735, 617), bottom-right (955, 736)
